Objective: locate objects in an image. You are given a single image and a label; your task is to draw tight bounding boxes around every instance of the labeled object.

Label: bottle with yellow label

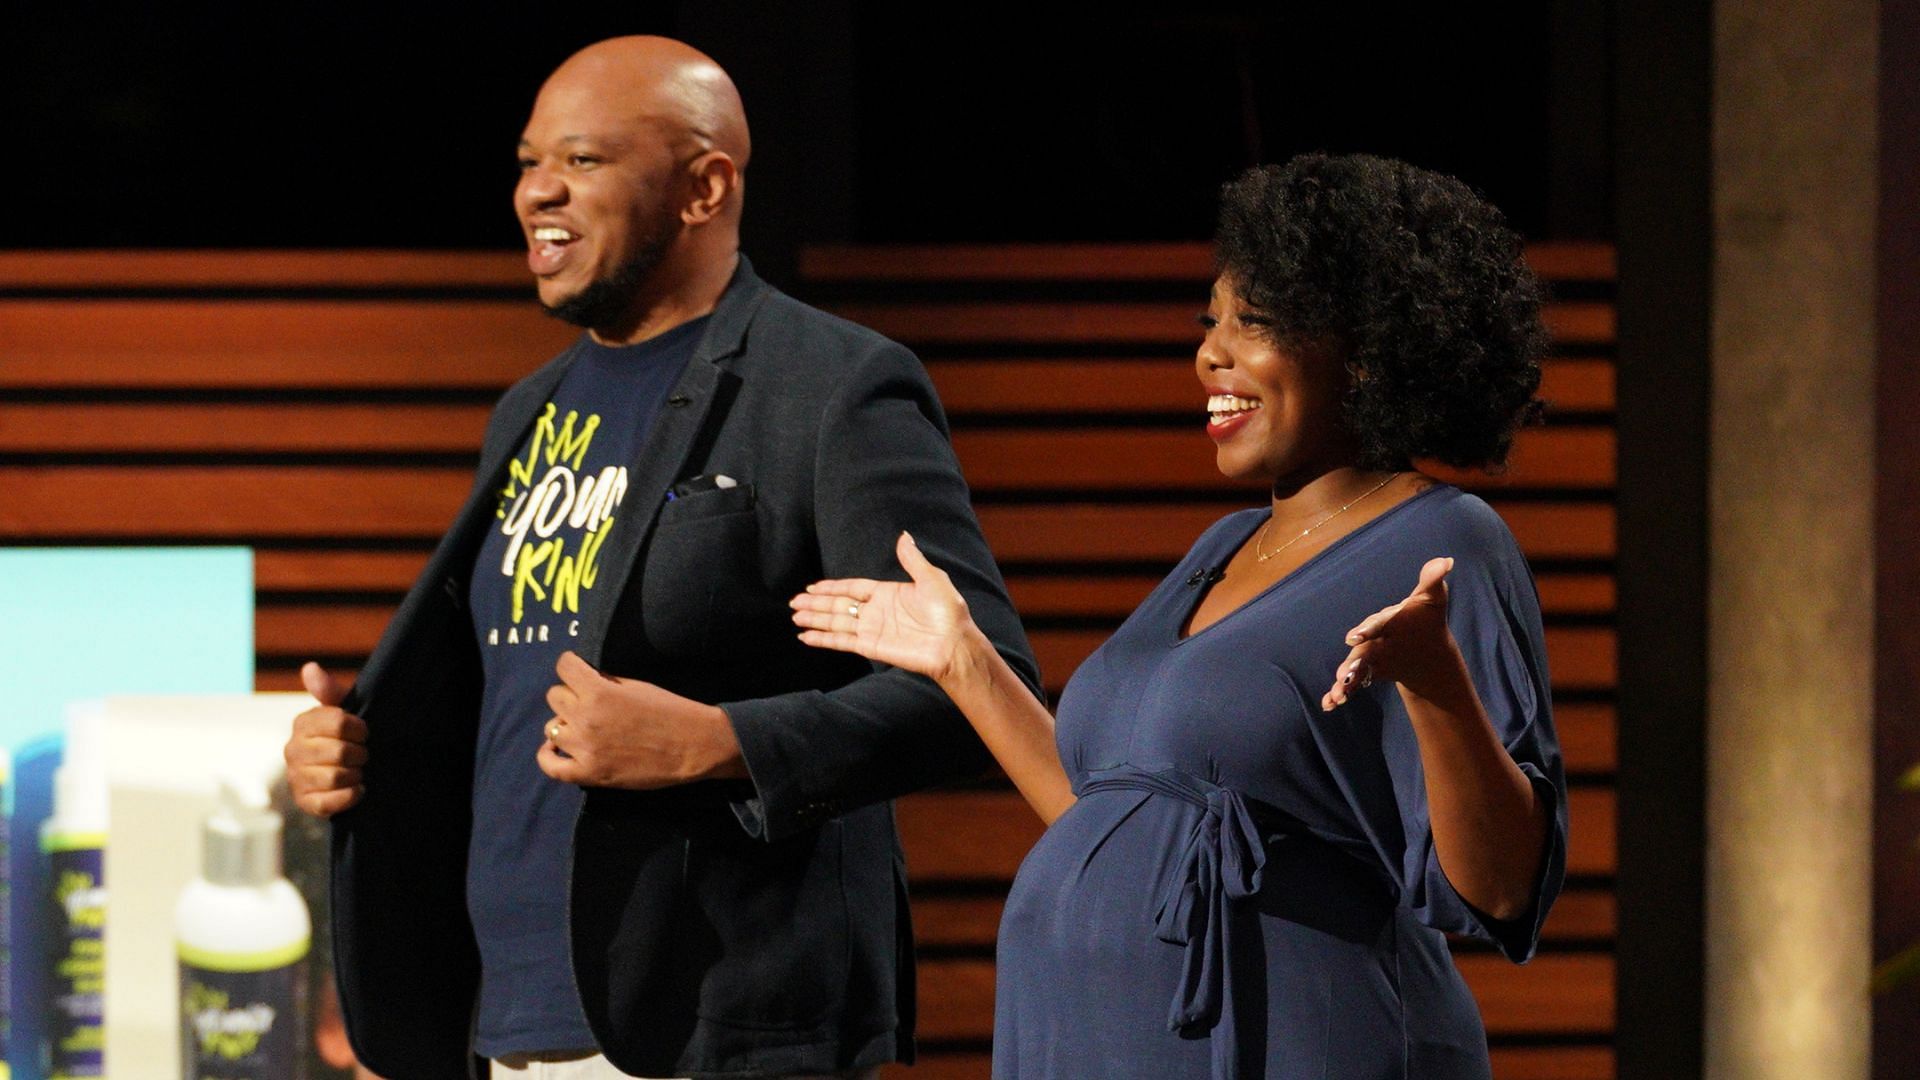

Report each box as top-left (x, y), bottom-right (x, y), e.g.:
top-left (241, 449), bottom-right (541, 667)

top-left (175, 781), bottom-right (309, 1080)
top-left (41, 704), bottom-right (106, 1080)
top-left (2, 747), bottom-right (14, 1080)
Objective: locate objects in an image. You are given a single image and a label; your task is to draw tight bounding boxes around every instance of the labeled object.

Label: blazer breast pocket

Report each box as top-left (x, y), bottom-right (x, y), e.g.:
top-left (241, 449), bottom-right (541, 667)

top-left (643, 483), bottom-right (779, 657)
top-left (656, 480), bottom-right (757, 525)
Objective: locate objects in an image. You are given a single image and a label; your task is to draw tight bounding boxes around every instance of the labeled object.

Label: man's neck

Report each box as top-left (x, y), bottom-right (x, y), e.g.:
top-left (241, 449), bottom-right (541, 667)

top-left (589, 249), bottom-right (740, 347)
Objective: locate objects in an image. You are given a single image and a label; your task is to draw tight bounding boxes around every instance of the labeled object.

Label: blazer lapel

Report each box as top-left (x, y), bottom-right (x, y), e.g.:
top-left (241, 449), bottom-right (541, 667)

top-left (346, 345), bottom-right (580, 711)
top-left (573, 257), bottom-right (769, 664)
top-left (432, 350), bottom-right (581, 588)
top-left (475, 357), bottom-right (576, 487)
top-left (446, 354), bottom-right (580, 549)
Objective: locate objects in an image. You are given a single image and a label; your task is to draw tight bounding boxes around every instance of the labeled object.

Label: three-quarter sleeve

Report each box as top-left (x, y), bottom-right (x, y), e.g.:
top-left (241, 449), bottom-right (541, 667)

top-left (1395, 526), bottom-right (1568, 963)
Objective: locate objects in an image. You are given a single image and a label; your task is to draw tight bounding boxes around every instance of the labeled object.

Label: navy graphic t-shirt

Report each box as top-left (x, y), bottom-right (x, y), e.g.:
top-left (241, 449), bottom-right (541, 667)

top-left (465, 317), bottom-right (705, 1057)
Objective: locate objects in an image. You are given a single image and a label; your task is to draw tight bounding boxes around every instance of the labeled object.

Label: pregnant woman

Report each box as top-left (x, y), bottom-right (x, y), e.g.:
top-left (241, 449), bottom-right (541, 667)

top-left (791, 153), bottom-right (1567, 1079)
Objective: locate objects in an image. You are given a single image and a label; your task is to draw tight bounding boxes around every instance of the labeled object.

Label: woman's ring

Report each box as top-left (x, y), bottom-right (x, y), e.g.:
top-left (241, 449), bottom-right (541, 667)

top-left (848, 602), bottom-right (861, 617)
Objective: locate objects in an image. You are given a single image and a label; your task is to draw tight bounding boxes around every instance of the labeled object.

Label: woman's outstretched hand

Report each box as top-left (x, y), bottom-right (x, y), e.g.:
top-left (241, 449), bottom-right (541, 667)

top-left (797, 531), bottom-right (1076, 823)
top-left (1325, 555), bottom-right (1552, 919)
top-left (791, 531), bottom-right (973, 683)
top-left (1323, 556), bottom-right (1463, 711)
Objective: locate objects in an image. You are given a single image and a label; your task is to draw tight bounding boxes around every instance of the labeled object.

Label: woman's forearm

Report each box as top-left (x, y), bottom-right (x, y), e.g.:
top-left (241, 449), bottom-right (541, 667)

top-left (1400, 645), bottom-right (1551, 920)
top-left (939, 623), bottom-right (1077, 824)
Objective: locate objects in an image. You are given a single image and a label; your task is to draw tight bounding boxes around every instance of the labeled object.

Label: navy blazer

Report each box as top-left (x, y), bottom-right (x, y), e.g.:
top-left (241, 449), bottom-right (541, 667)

top-left (329, 258), bottom-right (1041, 1078)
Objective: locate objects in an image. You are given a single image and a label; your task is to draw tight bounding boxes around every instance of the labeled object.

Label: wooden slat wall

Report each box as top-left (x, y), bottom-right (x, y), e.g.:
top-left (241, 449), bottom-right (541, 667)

top-left (0, 243), bottom-right (1616, 1077)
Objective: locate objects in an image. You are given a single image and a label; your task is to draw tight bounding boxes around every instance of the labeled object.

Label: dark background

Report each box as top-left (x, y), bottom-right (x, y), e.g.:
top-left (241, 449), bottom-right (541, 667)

top-left (4, 1), bottom-right (1611, 267)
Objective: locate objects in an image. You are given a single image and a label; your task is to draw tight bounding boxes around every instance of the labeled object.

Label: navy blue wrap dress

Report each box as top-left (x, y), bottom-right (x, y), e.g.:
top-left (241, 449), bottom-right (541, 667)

top-left (992, 486), bottom-right (1568, 1079)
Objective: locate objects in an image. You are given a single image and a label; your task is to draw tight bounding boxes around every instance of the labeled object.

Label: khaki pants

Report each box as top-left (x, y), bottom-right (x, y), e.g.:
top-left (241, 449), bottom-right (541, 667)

top-left (490, 1050), bottom-right (882, 1080)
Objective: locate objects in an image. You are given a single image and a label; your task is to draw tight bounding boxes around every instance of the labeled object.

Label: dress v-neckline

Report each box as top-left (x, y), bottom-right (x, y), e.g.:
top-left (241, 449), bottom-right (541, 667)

top-left (1174, 485), bottom-right (1447, 645)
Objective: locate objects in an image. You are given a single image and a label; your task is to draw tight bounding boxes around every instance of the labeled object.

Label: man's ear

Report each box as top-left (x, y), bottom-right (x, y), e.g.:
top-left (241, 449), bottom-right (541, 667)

top-left (683, 151), bottom-right (739, 225)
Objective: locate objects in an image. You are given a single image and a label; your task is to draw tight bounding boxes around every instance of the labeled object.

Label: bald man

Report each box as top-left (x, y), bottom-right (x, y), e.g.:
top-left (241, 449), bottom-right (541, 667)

top-left (285, 37), bottom-right (1038, 1080)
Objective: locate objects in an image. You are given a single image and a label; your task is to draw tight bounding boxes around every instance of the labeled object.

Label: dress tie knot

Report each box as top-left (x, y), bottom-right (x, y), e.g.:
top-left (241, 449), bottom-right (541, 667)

top-left (1151, 785), bottom-right (1267, 1030)
top-left (1075, 766), bottom-right (1280, 1077)
top-left (1072, 764), bottom-right (1406, 1077)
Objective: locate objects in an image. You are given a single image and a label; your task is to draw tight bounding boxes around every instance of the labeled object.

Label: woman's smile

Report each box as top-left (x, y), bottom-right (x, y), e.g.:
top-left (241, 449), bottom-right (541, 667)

top-left (1205, 393), bottom-right (1264, 440)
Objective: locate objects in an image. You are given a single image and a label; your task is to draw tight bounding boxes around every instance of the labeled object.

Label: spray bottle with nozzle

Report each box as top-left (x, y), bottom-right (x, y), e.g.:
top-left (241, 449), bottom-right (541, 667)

top-left (174, 778), bottom-right (310, 1080)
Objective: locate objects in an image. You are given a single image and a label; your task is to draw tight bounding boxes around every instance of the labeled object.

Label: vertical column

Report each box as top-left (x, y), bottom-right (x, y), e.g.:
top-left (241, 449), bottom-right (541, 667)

top-left (1874, 4), bottom-right (1920, 1078)
top-left (1707, 1), bottom-right (1877, 1077)
top-left (1614, 0), bottom-right (1712, 1074)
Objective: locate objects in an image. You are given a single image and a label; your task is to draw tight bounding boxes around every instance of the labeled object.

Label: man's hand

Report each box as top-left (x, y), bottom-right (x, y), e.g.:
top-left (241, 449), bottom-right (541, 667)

top-left (285, 662), bottom-right (368, 818)
top-left (537, 651), bottom-right (747, 788)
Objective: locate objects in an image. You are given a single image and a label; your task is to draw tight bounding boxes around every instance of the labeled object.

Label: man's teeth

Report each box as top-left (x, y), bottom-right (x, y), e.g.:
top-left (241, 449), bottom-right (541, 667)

top-left (533, 227), bottom-right (576, 242)
top-left (1207, 394), bottom-right (1262, 420)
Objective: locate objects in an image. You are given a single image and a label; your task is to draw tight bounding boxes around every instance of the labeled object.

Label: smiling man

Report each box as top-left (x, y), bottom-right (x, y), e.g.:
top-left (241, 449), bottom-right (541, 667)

top-left (283, 36), bottom-right (1038, 1080)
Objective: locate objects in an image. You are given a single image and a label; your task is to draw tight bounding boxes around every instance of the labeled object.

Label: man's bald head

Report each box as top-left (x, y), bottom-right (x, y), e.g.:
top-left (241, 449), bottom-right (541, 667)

top-left (515, 36), bottom-right (751, 343)
top-left (539, 36), bottom-right (751, 171)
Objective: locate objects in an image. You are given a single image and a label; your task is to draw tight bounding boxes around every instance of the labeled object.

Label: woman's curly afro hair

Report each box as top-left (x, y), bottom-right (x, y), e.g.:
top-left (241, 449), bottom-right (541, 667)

top-left (1215, 153), bottom-right (1548, 471)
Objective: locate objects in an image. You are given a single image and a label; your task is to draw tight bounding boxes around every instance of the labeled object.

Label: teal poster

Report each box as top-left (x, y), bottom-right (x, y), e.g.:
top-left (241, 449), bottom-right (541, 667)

top-left (0, 548), bottom-right (254, 747)
top-left (0, 547), bottom-right (254, 1080)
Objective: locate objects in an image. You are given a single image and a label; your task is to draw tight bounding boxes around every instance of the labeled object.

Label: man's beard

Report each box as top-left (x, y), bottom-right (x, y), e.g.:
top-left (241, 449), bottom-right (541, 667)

top-left (541, 227), bottom-right (675, 332)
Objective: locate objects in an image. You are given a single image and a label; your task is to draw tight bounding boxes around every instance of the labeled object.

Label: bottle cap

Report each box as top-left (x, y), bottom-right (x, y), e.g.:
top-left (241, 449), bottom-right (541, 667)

top-left (51, 701), bottom-right (109, 834)
top-left (204, 778), bottom-right (282, 886)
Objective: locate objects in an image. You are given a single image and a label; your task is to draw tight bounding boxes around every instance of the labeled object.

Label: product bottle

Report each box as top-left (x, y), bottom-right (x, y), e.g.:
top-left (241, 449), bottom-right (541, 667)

top-left (175, 781), bottom-right (309, 1080)
top-left (40, 703), bottom-right (106, 1080)
top-left (1, 746), bottom-right (14, 1080)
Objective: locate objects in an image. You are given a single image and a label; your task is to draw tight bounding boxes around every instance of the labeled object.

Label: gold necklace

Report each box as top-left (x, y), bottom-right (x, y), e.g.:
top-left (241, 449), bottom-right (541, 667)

top-left (1254, 473), bottom-right (1401, 563)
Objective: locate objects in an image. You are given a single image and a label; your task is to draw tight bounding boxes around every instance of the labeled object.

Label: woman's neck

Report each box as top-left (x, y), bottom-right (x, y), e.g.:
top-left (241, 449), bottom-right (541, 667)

top-left (1270, 466), bottom-right (1401, 516)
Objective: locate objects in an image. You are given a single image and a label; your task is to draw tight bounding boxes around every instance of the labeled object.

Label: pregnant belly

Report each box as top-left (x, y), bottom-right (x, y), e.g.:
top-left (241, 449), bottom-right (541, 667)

top-left (991, 789), bottom-right (1426, 1079)
top-left (1000, 789), bottom-right (1199, 965)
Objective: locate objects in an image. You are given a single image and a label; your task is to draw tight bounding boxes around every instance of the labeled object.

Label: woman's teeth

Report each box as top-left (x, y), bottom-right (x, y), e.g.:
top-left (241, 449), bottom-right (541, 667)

top-left (533, 227), bottom-right (577, 242)
top-left (1207, 394), bottom-right (1262, 422)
